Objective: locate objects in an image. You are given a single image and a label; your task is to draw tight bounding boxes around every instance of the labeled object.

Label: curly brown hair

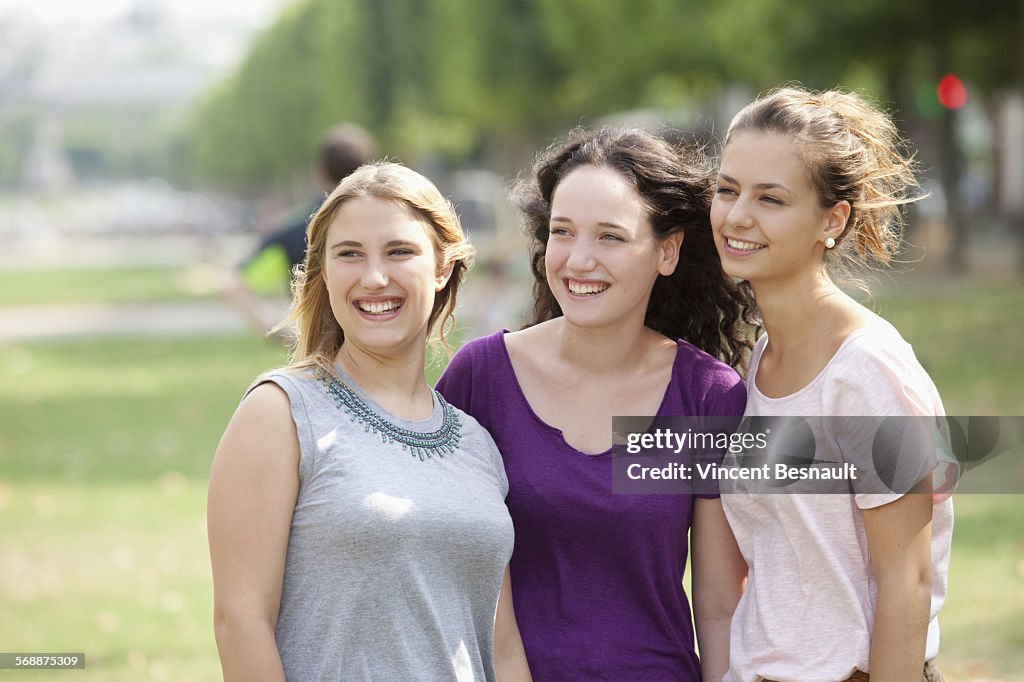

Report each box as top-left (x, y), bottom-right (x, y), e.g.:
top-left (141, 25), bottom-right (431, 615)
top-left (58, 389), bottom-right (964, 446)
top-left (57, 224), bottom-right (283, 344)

top-left (514, 127), bottom-right (754, 369)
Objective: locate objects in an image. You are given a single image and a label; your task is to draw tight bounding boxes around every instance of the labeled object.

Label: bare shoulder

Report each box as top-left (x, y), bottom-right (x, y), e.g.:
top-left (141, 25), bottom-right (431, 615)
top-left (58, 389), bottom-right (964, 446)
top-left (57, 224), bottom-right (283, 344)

top-left (215, 380), bottom-right (299, 473)
top-left (239, 381), bottom-right (293, 419)
top-left (642, 328), bottom-right (681, 366)
top-left (503, 321), bottom-right (553, 351)
top-left (835, 294), bottom-right (886, 339)
top-left (503, 320), bottom-right (557, 367)
top-left (503, 320), bottom-right (572, 392)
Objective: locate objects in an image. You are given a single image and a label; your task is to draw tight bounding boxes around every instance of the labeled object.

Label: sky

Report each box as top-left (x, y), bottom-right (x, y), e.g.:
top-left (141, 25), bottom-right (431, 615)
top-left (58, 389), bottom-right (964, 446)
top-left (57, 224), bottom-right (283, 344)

top-left (0, 0), bottom-right (133, 23)
top-left (0, 0), bottom-right (288, 29)
top-left (0, 0), bottom-right (295, 108)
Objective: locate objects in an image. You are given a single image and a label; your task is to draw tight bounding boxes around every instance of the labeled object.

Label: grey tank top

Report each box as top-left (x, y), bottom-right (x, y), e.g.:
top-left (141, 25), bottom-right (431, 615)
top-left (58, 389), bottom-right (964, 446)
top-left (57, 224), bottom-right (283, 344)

top-left (254, 368), bottom-right (514, 681)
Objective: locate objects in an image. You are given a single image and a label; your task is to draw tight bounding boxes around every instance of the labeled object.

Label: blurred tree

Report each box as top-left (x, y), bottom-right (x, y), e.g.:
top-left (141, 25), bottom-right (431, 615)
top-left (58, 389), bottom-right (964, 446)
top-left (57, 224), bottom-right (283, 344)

top-left (186, 0), bottom-right (1021, 261)
top-left (190, 0), bottom-right (336, 191)
top-left (0, 111), bottom-right (35, 187)
top-left (816, 0), bottom-right (1016, 272)
top-left (700, 0), bottom-right (1018, 271)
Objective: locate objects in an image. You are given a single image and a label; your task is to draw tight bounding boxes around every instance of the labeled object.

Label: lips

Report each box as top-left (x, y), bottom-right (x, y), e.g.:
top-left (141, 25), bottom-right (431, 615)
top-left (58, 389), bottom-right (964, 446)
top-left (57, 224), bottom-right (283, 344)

top-left (725, 237), bottom-right (766, 252)
top-left (354, 298), bottom-right (403, 315)
top-left (567, 279), bottom-right (609, 296)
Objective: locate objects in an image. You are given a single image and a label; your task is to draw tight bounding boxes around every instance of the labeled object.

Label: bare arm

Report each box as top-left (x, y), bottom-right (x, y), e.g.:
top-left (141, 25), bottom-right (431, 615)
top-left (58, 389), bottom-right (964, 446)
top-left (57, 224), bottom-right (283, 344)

top-left (220, 269), bottom-right (293, 345)
top-left (493, 566), bottom-right (533, 682)
top-left (208, 382), bottom-right (300, 681)
top-left (692, 497), bottom-right (746, 682)
top-left (862, 477), bottom-right (933, 682)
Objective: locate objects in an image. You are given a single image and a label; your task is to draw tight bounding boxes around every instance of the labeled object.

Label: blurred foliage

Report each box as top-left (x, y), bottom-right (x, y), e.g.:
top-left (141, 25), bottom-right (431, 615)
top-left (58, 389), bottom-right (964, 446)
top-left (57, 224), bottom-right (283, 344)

top-left (0, 109), bottom-right (36, 186)
top-left (187, 0), bottom-right (1021, 191)
top-left (61, 108), bottom-right (192, 181)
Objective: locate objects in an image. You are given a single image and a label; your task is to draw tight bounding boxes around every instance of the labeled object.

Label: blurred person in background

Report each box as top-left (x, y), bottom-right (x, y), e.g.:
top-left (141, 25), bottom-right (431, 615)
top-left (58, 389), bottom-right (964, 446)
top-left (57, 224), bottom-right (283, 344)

top-left (223, 123), bottom-right (377, 342)
top-left (437, 127), bottom-right (752, 681)
top-left (208, 162), bottom-right (531, 681)
top-left (456, 256), bottom-right (529, 339)
top-left (711, 86), bottom-right (953, 682)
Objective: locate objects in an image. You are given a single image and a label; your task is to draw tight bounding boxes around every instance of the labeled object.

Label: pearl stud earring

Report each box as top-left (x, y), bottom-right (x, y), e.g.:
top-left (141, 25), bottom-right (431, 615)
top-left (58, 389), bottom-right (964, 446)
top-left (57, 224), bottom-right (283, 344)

top-left (824, 237), bottom-right (836, 249)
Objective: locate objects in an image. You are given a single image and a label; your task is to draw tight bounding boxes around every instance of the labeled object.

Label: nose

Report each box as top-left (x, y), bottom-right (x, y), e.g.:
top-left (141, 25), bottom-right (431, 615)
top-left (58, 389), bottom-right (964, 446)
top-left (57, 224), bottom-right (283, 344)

top-left (724, 196), bottom-right (754, 230)
top-left (360, 257), bottom-right (389, 289)
top-left (565, 239), bottom-right (597, 273)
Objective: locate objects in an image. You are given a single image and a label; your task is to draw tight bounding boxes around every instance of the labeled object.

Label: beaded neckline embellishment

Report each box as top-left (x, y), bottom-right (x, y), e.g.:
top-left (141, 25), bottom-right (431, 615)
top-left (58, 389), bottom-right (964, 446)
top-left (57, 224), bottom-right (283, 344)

top-left (321, 374), bottom-right (462, 461)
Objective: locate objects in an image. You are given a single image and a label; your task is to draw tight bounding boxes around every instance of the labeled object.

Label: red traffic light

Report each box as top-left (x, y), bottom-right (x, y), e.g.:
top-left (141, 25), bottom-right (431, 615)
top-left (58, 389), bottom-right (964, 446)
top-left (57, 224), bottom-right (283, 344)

top-left (937, 75), bottom-right (967, 109)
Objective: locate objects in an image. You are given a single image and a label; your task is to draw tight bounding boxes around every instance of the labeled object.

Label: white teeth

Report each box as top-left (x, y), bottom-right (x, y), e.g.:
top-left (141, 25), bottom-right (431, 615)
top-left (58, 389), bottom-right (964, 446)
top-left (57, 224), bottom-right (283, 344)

top-left (727, 238), bottom-right (765, 252)
top-left (358, 300), bottom-right (401, 314)
top-left (568, 281), bottom-right (609, 295)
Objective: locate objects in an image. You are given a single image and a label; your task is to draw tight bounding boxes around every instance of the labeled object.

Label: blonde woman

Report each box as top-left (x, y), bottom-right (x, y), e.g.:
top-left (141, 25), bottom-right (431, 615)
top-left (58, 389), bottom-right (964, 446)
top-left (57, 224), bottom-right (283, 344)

top-left (208, 162), bottom-right (531, 681)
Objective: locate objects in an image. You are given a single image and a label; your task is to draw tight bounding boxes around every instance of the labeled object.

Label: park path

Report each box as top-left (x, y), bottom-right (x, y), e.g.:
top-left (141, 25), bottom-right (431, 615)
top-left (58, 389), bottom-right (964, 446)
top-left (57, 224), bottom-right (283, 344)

top-left (0, 268), bottom-right (1016, 344)
top-left (0, 234), bottom-right (267, 342)
top-left (0, 300), bottom-right (250, 342)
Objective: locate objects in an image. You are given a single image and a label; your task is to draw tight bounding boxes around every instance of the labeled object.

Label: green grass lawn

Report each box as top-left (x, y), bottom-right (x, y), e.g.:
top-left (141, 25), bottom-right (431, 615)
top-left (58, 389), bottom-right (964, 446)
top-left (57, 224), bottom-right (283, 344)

top-left (874, 276), bottom-right (1024, 416)
top-left (0, 335), bottom-right (285, 681)
top-left (0, 266), bottom-right (220, 306)
top-left (0, 275), bottom-right (1021, 680)
top-left (0, 480), bottom-right (215, 681)
top-left (0, 336), bottom-right (289, 481)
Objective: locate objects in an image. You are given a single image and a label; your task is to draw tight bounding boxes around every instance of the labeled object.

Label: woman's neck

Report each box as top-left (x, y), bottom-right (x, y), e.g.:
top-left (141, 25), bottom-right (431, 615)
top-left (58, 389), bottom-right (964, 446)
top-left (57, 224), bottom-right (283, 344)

top-left (549, 317), bottom-right (665, 375)
top-left (752, 269), bottom-right (849, 356)
top-left (333, 341), bottom-right (432, 416)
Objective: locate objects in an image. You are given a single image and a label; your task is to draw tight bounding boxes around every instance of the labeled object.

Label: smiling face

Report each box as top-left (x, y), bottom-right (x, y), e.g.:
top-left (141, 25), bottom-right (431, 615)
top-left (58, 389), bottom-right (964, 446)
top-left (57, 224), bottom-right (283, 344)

top-left (710, 131), bottom-right (848, 287)
top-left (545, 164), bottom-right (681, 331)
top-left (321, 196), bottom-right (450, 359)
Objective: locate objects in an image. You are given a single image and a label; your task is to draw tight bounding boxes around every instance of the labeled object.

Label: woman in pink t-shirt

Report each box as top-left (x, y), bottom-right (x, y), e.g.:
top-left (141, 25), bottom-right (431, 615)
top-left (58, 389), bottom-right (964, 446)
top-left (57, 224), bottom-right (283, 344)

top-left (711, 87), bottom-right (952, 681)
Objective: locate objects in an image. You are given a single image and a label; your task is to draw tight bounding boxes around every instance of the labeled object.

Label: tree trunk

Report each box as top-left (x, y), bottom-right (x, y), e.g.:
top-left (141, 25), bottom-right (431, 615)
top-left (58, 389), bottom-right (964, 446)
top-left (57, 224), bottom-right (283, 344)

top-left (939, 105), bottom-right (966, 272)
top-left (930, 30), bottom-right (967, 273)
top-left (1018, 0), bottom-right (1024, 272)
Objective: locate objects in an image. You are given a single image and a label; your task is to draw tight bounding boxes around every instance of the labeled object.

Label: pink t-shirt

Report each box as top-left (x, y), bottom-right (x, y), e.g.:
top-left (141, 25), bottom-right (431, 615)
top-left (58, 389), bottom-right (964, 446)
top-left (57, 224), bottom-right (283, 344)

top-left (723, 321), bottom-right (954, 682)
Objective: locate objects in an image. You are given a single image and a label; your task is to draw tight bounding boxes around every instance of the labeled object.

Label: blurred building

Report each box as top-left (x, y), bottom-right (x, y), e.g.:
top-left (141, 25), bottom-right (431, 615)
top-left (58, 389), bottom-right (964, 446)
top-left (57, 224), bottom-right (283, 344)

top-left (0, 0), bottom-right (288, 189)
top-left (0, 0), bottom-right (289, 259)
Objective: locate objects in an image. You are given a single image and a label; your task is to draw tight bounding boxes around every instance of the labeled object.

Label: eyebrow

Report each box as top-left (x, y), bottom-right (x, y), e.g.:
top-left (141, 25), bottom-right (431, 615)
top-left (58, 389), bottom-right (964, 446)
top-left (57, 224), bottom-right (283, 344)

top-left (718, 173), bottom-right (792, 193)
top-left (550, 215), bottom-right (628, 230)
top-left (328, 239), bottom-right (421, 249)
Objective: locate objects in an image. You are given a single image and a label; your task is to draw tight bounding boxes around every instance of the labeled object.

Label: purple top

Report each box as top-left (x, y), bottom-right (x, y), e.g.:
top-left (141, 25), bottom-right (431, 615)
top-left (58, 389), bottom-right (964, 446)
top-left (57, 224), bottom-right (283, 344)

top-left (436, 331), bottom-right (746, 681)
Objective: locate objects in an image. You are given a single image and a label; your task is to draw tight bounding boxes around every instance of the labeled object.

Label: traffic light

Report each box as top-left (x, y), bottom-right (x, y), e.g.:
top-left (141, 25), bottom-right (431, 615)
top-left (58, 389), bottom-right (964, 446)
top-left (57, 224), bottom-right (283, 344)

top-left (937, 74), bottom-right (967, 110)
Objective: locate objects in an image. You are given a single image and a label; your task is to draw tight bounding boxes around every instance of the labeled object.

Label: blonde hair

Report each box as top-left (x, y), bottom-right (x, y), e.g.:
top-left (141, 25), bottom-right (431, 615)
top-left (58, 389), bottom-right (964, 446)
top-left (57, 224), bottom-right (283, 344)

top-left (274, 161), bottom-right (474, 374)
top-left (724, 86), bottom-right (922, 273)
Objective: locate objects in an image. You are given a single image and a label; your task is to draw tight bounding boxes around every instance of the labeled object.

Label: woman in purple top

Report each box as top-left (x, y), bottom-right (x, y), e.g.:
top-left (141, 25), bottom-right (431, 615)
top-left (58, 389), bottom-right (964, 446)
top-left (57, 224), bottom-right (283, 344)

top-left (437, 128), bottom-right (751, 681)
